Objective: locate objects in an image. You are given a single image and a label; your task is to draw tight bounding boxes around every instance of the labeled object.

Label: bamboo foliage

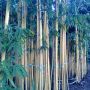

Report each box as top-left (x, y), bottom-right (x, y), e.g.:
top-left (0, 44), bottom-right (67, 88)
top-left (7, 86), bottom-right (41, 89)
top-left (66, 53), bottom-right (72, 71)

top-left (16, 0), bottom-right (22, 88)
top-left (0, 0), bottom-right (89, 90)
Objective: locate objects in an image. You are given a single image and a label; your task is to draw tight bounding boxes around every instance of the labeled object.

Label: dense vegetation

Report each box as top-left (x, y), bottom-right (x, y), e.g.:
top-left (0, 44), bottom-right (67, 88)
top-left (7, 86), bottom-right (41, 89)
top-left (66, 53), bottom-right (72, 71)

top-left (0, 0), bottom-right (90, 90)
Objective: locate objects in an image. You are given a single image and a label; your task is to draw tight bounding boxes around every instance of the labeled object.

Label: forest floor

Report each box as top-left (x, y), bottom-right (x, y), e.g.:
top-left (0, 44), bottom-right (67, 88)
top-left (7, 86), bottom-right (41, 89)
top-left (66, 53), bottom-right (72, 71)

top-left (69, 63), bottom-right (90, 90)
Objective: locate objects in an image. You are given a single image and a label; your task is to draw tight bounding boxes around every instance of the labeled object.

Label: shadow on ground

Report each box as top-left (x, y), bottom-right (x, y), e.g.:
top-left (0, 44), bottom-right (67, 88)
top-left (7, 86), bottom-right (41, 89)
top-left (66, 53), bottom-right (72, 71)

top-left (69, 63), bottom-right (90, 90)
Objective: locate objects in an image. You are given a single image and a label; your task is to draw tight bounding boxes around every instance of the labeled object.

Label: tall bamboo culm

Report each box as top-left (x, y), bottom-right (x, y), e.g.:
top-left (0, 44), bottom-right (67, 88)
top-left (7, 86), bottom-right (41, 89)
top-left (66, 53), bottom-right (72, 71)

top-left (53, 0), bottom-right (59, 90)
top-left (43, 7), bottom-right (51, 90)
top-left (0, 0), bottom-right (88, 90)
top-left (60, 0), bottom-right (69, 90)
top-left (36, 0), bottom-right (43, 90)
top-left (1, 0), bottom-right (10, 61)
top-left (75, 26), bottom-right (81, 82)
top-left (21, 1), bottom-right (28, 90)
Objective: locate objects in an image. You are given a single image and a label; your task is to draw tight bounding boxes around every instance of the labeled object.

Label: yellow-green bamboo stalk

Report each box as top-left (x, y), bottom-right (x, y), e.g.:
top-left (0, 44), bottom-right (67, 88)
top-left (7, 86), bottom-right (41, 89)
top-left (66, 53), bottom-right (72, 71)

top-left (35, 0), bottom-right (39, 90)
top-left (30, 39), bottom-right (34, 90)
top-left (16, 0), bottom-right (22, 87)
top-left (60, 23), bottom-right (63, 85)
top-left (34, 41), bottom-right (37, 89)
top-left (17, 1), bottom-right (22, 27)
top-left (27, 39), bottom-right (29, 90)
top-left (60, 0), bottom-right (68, 90)
top-left (43, 9), bottom-right (47, 90)
top-left (75, 0), bottom-right (82, 82)
top-left (84, 43), bottom-right (87, 75)
top-left (36, 0), bottom-right (43, 90)
top-left (4, 0), bottom-right (10, 29)
top-left (53, 0), bottom-right (59, 90)
top-left (21, 1), bottom-right (28, 90)
top-left (1, 0), bottom-right (10, 61)
top-left (81, 44), bottom-right (84, 79)
top-left (75, 26), bottom-right (81, 82)
top-left (43, 9), bottom-right (51, 90)
top-left (39, 1), bottom-right (43, 89)
top-left (62, 26), bottom-right (68, 90)
top-left (82, 43), bottom-right (87, 77)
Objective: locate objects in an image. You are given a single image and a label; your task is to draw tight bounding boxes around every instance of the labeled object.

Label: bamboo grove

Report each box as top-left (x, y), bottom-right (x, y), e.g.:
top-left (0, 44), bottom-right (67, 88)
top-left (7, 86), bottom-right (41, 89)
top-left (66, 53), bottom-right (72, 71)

top-left (0, 0), bottom-right (90, 90)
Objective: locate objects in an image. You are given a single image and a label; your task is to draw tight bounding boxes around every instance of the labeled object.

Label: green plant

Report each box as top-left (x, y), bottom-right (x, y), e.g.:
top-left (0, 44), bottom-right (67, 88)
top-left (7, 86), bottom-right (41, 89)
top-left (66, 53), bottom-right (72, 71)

top-left (0, 25), bottom-right (34, 89)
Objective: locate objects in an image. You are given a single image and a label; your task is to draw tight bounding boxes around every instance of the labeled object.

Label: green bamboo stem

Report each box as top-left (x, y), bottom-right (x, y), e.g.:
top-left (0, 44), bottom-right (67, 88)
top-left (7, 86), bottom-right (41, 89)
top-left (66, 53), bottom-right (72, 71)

top-left (35, 1), bottom-right (39, 90)
top-left (1, 0), bottom-right (10, 61)
top-left (60, 0), bottom-right (69, 90)
top-left (30, 39), bottom-right (34, 90)
top-left (21, 1), bottom-right (28, 90)
top-left (75, 26), bottom-right (81, 82)
top-left (53, 0), bottom-right (59, 90)
top-left (36, 0), bottom-right (43, 90)
top-left (43, 10), bottom-right (51, 90)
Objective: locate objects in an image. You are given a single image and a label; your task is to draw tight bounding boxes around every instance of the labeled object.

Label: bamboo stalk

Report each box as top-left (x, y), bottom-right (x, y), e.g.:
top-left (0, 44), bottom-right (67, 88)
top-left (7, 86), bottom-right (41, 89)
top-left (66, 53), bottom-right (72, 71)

top-left (17, 1), bottom-right (22, 27)
top-left (53, 0), bottom-right (59, 90)
top-left (68, 47), bottom-right (72, 78)
top-left (35, 1), bottom-right (39, 90)
top-left (75, 26), bottom-right (81, 82)
top-left (60, 0), bottom-right (68, 90)
top-left (1, 0), bottom-right (10, 61)
top-left (29, 39), bottom-right (34, 90)
top-left (62, 26), bottom-right (68, 90)
top-left (27, 39), bottom-right (29, 90)
top-left (43, 9), bottom-right (47, 90)
top-left (43, 9), bottom-right (51, 90)
top-left (16, 1), bottom-right (21, 87)
top-left (84, 43), bottom-right (87, 75)
top-left (60, 23), bottom-right (63, 87)
top-left (39, 2), bottom-right (43, 90)
top-left (71, 52), bottom-right (75, 77)
top-left (21, 1), bottom-right (28, 90)
top-left (81, 44), bottom-right (84, 78)
top-left (4, 0), bottom-right (10, 29)
top-left (75, 0), bottom-right (82, 83)
top-left (36, 0), bottom-right (43, 90)
top-left (82, 43), bottom-right (87, 77)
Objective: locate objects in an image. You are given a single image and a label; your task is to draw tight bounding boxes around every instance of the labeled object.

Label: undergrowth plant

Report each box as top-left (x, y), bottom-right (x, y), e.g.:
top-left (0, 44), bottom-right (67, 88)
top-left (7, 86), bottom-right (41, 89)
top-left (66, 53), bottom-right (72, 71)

top-left (0, 25), bottom-right (34, 90)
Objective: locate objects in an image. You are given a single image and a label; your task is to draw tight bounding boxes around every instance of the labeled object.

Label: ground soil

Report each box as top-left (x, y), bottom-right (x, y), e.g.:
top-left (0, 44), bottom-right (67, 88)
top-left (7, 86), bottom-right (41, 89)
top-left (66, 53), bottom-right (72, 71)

top-left (69, 63), bottom-right (90, 90)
